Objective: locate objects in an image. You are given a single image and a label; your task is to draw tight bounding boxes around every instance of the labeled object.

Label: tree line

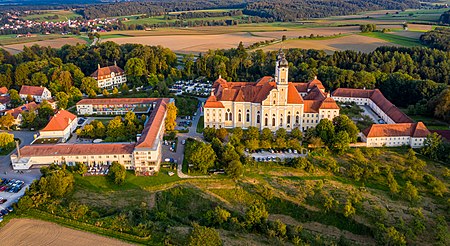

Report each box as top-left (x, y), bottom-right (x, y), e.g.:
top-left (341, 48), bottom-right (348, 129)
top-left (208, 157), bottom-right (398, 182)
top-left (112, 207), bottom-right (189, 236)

top-left (420, 27), bottom-right (450, 51)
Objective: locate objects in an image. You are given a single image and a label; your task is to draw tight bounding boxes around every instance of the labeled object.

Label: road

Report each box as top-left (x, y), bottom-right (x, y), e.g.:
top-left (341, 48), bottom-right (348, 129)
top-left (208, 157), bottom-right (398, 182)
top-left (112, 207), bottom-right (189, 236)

top-left (161, 98), bottom-right (209, 178)
top-left (0, 131), bottom-right (42, 210)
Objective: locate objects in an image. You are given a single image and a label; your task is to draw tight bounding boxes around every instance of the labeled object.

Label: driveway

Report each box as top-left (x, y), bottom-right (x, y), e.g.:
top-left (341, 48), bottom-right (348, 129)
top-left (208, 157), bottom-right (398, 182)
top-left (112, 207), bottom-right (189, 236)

top-left (0, 130), bottom-right (42, 210)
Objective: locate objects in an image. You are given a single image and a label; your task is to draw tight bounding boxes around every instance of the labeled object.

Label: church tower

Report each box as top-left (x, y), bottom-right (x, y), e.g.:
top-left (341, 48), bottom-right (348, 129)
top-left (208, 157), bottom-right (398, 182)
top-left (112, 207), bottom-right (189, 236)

top-left (275, 49), bottom-right (289, 85)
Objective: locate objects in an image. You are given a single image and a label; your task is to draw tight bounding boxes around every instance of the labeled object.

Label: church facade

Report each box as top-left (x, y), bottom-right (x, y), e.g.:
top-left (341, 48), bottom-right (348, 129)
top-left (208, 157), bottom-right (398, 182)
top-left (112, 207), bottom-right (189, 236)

top-left (204, 51), bottom-right (340, 132)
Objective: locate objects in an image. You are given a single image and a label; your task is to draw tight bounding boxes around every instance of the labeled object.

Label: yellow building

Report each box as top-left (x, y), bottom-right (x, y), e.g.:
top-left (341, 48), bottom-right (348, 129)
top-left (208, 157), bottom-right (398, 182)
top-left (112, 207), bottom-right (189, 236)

top-left (204, 50), bottom-right (340, 132)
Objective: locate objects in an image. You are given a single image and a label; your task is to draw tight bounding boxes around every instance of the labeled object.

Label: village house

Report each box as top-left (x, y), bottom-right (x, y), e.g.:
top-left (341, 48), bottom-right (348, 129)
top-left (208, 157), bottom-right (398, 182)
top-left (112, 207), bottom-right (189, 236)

top-left (76, 98), bottom-right (158, 115)
top-left (5, 102), bottom-right (38, 126)
top-left (90, 62), bottom-right (127, 89)
top-left (19, 85), bottom-right (52, 103)
top-left (362, 122), bottom-right (430, 148)
top-left (38, 110), bottom-right (78, 142)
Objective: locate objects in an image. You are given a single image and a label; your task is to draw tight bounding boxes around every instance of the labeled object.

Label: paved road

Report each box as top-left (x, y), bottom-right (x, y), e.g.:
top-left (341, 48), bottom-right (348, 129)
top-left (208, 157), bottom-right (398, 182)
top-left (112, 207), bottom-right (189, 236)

top-left (0, 131), bottom-right (42, 210)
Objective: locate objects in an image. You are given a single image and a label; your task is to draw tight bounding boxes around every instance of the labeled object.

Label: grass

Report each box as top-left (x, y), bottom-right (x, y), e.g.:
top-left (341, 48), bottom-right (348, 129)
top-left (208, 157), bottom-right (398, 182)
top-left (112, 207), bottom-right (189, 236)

top-left (359, 32), bottom-right (423, 47)
top-left (196, 116), bottom-right (204, 133)
top-left (0, 34), bottom-right (83, 46)
top-left (408, 115), bottom-right (450, 130)
top-left (75, 169), bottom-right (181, 192)
top-left (22, 10), bottom-right (81, 22)
top-left (123, 14), bottom-right (245, 26)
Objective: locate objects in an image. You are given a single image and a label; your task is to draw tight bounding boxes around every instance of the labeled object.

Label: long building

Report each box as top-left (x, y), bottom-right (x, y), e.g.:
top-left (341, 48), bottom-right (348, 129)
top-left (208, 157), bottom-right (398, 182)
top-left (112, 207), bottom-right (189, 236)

top-left (76, 98), bottom-right (158, 115)
top-left (204, 50), bottom-right (340, 132)
top-left (11, 98), bottom-right (172, 175)
top-left (362, 122), bottom-right (430, 148)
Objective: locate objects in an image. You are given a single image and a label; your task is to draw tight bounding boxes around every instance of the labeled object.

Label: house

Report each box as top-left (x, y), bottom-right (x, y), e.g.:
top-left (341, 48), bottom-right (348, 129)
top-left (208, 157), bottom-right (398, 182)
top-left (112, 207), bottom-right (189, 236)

top-left (361, 122), bottom-right (430, 148)
top-left (76, 98), bottom-right (158, 115)
top-left (0, 96), bottom-right (11, 111)
top-left (5, 102), bottom-right (38, 126)
top-left (19, 85), bottom-right (52, 103)
top-left (204, 50), bottom-right (340, 132)
top-left (0, 87), bottom-right (8, 96)
top-left (39, 110), bottom-right (78, 142)
top-left (90, 62), bottom-right (127, 89)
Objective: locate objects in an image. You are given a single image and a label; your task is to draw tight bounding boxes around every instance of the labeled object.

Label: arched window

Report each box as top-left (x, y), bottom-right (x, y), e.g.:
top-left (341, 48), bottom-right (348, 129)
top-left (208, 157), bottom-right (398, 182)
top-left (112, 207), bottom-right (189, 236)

top-left (273, 100), bottom-right (276, 105)
top-left (226, 109), bottom-right (232, 121)
top-left (238, 109), bottom-right (242, 122)
top-left (280, 114), bottom-right (283, 126)
top-left (295, 111), bottom-right (300, 124)
top-left (287, 115), bottom-right (291, 124)
top-left (256, 111), bottom-right (261, 124)
top-left (265, 114), bottom-right (268, 126)
top-left (272, 114), bottom-right (276, 127)
top-left (246, 109), bottom-right (250, 122)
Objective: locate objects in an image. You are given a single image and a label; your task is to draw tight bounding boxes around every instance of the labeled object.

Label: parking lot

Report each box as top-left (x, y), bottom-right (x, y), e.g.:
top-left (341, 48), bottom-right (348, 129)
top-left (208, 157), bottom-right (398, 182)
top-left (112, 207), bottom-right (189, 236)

top-left (249, 149), bottom-right (307, 162)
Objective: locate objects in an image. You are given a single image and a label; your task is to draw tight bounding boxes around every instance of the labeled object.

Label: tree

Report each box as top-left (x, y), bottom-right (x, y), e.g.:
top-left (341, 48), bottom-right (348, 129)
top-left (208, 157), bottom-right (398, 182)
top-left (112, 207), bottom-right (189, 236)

top-left (216, 128), bottom-right (228, 142)
top-left (0, 132), bottom-right (14, 150)
top-left (188, 223), bottom-right (222, 246)
top-left (421, 133), bottom-right (444, 160)
top-left (109, 161), bottom-right (126, 185)
top-left (38, 168), bottom-right (74, 197)
top-left (112, 87), bottom-right (119, 97)
top-left (434, 89), bottom-right (450, 122)
top-left (0, 114), bottom-right (15, 130)
top-left (120, 83), bottom-right (129, 95)
top-left (107, 116), bottom-right (125, 139)
top-left (31, 72), bottom-right (48, 86)
top-left (290, 127), bottom-right (302, 140)
top-left (80, 77), bottom-right (99, 94)
top-left (9, 89), bottom-right (22, 107)
top-left (261, 128), bottom-right (273, 141)
top-left (102, 88), bottom-right (110, 97)
top-left (403, 181), bottom-right (419, 203)
top-left (125, 57), bottom-right (146, 87)
top-left (206, 206), bottom-right (231, 225)
top-left (387, 171), bottom-right (399, 195)
top-left (333, 115), bottom-right (358, 142)
top-left (343, 199), bottom-right (355, 217)
top-left (315, 118), bottom-right (335, 146)
top-left (186, 141), bottom-right (216, 174)
top-left (55, 92), bottom-right (69, 109)
top-left (332, 131), bottom-right (350, 154)
top-left (245, 201), bottom-right (268, 229)
top-left (226, 160), bottom-right (243, 180)
top-left (165, 102), bottom-right (177, 131)
top-left (276, 128), bottom-right (287, 139)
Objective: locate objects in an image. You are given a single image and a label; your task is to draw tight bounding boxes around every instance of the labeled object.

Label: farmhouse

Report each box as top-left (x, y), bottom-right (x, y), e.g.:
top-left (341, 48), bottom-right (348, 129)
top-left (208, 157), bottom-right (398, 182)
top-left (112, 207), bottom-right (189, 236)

top-left (91, 63), bottom-right (127, 89)
top-left (362, 122), bottom-right (430, 148)
top-left (19, 85), bottom-right (52, 103)
top-left (204, 50), bottom-right (340, 132)
top-left (39, 110), bottom-right (78, 142)
top-left (0, 96), bottom-right (10, 111)
top-left (11, 98), bottom-right (171, 175)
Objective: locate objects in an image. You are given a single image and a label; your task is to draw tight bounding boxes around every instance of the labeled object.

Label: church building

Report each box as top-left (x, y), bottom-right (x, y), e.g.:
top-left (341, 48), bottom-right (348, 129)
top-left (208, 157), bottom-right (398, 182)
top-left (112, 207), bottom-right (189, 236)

top-left (204, 50), bottom-right (340, 132)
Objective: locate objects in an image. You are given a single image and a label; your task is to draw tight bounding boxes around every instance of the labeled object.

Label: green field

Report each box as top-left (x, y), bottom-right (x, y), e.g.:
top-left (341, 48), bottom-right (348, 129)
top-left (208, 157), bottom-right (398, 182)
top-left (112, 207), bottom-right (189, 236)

top-left (22, 10), bottom-right (81, 22)
top-left (359, 31), bottom-right (423, 47)
top-left (123, 14), bottom-right (247, 26)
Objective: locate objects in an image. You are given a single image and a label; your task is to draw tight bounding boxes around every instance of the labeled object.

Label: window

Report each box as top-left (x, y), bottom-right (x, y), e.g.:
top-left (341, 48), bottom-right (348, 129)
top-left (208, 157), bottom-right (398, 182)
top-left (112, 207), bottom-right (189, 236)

top-left (246, 109), bottom-right (250, 122)
top-left (257, 111), bottom-right (261, 124)
top-left (280, 114), bottom-right (283, 126)
top-left (287, 115), bottom-right (291, 124)
top-left (238, 110), bottom-right (242, 122)
top-left (265, 114), bottom-right (268, 126)
top-left (272, 114), bottom-right (276, 127)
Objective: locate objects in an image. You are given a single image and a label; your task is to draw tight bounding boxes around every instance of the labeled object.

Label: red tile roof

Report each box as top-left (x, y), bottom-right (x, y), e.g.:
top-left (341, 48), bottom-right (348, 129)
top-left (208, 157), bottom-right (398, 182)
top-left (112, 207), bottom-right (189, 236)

top-left (76, 98), bottom-right (159, 105)
top-left (90, 65), bottom-right (125, 80)
top-left (19, 85), bottom-right (46, 96)
top-left (287, 83), bottom-right (303, 104)
top-left (320, 97), bottom-right (340, 110)
top-left (6, 102), bottom-right (37, 119)
top-left (362, 122), bottom-right (430, 138)
top-left (41, 110), bottom-right (77, 132)
top-left (0, 87), bottom-right (8, 94)
top-left (17, 143), bottom-right (135, 157)
top-left (136, 98), bottom-right (170, 148)
top-left (331, 88), bottom-right (413, 123)
top-left (0, 96), bottom-right (10, 105)
top-left (204, 94), bottom-right (225, 108)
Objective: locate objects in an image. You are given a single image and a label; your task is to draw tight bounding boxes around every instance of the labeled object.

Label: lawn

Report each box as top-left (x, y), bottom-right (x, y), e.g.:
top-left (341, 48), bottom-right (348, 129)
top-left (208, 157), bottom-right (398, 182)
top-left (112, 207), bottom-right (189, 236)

top-left (359, 32), bottom-right (423, 47)
top-left (196, 116), bottom-right (204, 133)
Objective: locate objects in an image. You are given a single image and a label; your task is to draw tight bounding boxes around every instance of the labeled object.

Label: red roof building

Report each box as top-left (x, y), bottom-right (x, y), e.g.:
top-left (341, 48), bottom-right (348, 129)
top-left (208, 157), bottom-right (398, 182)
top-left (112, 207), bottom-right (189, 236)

top-left (90, 63), bottom-right (127, 89)
top-left (362, 122), bottom-right (430, 148)
top-left (19, 85), bottom-right (52, 103)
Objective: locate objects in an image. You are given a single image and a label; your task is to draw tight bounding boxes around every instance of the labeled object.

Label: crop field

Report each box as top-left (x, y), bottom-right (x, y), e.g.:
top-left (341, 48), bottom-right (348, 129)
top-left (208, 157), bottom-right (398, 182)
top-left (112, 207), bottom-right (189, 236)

top-left (359, 32), bottom-right (423, 47)
top-left (0, 219), bottom-right (130, 246)
top-left (2, 37), bottom-right (87, 55)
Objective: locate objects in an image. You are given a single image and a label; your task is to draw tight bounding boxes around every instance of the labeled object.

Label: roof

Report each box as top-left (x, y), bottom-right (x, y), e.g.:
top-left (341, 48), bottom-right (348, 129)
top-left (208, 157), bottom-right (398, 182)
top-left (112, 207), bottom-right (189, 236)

top-left (362, 122), bottom-right (430, 138)
top-left (5, 102), bottom-right (38, 119)
top-left (19, 85), bottom-right (46, 96)
top-left (0, 87), bottom-right (8, 94)
top-left (0, 96), bottom-right (10, 105)
top-left (287, 83), bottom-right (303, 104)
top-left (41, 110), bottom-right (77, 132)
top-left (77, 98), bottom-right (159, 105)
top-left (16, 143), bottom-right (135, 157)
top-left (204, 94), bottom-right (225, 108)
top-left (136, 98), bottom-right (170, 148)
top-left (90, 65), bottom-right (125, 80)
top-left (331, 88), bottom-right (413, 123)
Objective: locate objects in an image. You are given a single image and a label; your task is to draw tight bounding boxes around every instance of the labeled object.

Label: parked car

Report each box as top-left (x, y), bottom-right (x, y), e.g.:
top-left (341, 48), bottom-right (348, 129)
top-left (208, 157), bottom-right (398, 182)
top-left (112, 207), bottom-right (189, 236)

top-left (0, 198), bottom-right (7, 204)
top-left (0, 209), bottom-right (8, 216)
top-left (6, 206), bottom-right (13, 212)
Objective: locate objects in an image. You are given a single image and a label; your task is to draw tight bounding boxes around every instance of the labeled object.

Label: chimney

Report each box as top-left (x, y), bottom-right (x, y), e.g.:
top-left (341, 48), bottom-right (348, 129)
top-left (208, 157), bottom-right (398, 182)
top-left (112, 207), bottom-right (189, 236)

top-left (114, 60), bottom-right (117, 66)
top-left (15, 140), bottom-right (20, 158)
top-left (218, 75), bottom-right (222, 79)
top-left (98, 64), bottom-right (101, 70)
top-left (314, 76), bottom-right (317, 80)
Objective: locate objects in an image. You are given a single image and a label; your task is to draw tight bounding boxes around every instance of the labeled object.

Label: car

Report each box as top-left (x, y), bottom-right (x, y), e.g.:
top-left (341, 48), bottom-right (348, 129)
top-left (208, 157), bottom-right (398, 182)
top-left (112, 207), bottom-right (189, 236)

top-left (6, 206), bottom-right (13, 212)
top-left (181, 139), bottom-right (186, 145)
top-left (0, 198), bottom-right (7, 204)
top-left (0, 186), bottom-right (6, 192)
top-left (0, 209), bottom-right (8, 216)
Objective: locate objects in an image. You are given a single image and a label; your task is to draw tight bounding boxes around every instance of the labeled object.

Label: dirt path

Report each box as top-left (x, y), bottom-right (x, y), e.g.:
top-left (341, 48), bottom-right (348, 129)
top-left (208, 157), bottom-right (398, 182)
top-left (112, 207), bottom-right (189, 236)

top-left (0, 218), bottom-right (132, 246)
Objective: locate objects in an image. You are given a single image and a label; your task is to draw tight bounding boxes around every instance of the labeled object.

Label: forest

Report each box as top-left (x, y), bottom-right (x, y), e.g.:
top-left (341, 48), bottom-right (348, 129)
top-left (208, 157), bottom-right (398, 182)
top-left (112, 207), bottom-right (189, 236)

top-left (420, 27), bottom-right (450, 51)
top-left (77, 0), bottom-right (421, 20)
top-left (439, 10), bottom-right (450, 25)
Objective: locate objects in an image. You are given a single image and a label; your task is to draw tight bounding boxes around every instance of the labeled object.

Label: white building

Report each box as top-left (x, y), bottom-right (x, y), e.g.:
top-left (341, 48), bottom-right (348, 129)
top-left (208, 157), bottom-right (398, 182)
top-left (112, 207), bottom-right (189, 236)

top-left (91, 63), bottom-right (127, 89)
top-left (362, 122), bottom-right (430, 148)
top-left (19, 85), bottom-right (52, 103)
top-left (5, 102), bottom-right (38, 126)
top-left (76, 98), bottom-right (158, 116)
top-left (11, 98), bottom-right (172, 175)
top-left (204, 50), bottom-right (340, 132)
top-left (39, 110), bottom-right (78, 142)
top-left (331, 88), bottom-right (413, 124)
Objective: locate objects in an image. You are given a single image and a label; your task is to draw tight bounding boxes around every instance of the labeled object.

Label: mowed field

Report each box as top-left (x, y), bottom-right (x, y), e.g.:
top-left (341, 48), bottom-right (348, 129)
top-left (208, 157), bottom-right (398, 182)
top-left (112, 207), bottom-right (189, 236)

top-left (2, 37), bottom-right (87, 54)
top-left (0, 219), bottom-right (131, 246)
